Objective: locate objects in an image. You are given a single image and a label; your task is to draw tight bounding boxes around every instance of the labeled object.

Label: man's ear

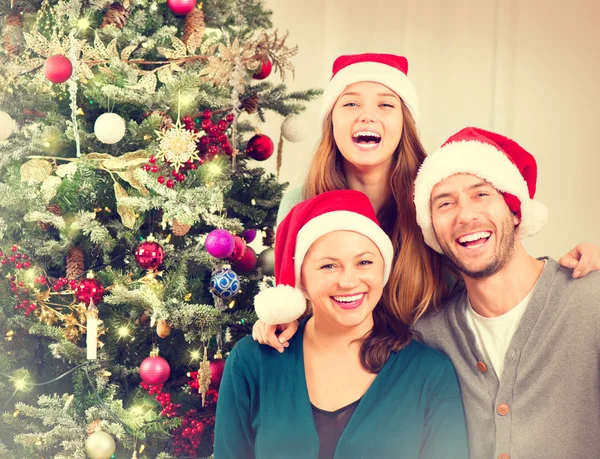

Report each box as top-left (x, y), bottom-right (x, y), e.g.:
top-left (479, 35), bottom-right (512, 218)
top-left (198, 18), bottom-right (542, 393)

top-left (513, 211), bottom-right (521, 227)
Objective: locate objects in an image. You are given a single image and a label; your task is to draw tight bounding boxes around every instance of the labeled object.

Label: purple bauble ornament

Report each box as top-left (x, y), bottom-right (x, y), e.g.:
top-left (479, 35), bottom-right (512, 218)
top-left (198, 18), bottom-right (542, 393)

top-left (241, 228), bottom-right (257, 243)
top-left (205, 229), bottom-right (235, 259)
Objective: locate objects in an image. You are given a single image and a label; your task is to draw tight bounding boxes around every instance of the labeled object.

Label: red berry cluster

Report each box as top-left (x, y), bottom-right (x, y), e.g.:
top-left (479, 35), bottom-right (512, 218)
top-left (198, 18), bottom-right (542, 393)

top-left (172, 409), bottom-right (206, 457)
top-left (186, 372), bottom-right (219, 406)
top-left (140, 382), bottom-right (181, 418)
top-left (9, 276), bottom-right (37, 316)
top-left (52, 277), bottom-right (78, 292)
top-left (142, 154), bottom-right (198, 189)
top-left (184, 110), bottom-right (236, 159)
top-left (0, 246), bottom-right (31, 270)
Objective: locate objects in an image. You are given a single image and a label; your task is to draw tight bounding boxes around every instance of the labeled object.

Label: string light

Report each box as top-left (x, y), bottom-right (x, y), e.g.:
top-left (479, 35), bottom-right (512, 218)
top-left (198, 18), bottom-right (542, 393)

top-left (117, 326), bottom-right (130, 338)
top-left (189, 349), bottom-right (201, 362)
top-left (77, 17), bottom-right (90, 30)
top-left (14, 378), bottom-right (28, 391)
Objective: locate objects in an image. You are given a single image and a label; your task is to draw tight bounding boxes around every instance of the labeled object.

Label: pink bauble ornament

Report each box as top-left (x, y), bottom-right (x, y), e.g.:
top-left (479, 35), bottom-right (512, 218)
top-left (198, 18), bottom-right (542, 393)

top-left (44, 55), bottom-right (73, 84)
top-left (228, 235), bottom-right (247, 262)
top-left (241, 228), bottom-right (257, 243)
top-left (246, 134), bottom-right (274, 161)
top-left (167, 0), bottom-right (196, 15)
top-left (210, 358), bottom-right (226, 388)
top-left (75, 277), bottom-right (104, 306)
top-left (233, 246), bottom-right (257, 273)
top-left (134, 240), bottom-right (165, 270)
top-left (205, 229), bottom-right (235, 259)
top-left (140, 355), bottom-right (171, 385)
top-left (253, 58), bottom-right (272, 80)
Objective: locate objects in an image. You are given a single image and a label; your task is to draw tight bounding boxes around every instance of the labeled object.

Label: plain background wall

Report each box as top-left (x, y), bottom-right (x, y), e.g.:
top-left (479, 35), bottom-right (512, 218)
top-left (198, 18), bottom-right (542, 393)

top-left (247, 0), bottom-right (599, 259)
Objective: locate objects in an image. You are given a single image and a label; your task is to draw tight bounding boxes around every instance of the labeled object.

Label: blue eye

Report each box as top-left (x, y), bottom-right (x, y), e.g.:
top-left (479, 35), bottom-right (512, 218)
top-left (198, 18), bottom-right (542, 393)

top-left (380, 103), bottom-right (395, 108)
top-left (320, 263), bottom-right (335, 270)
top-left (358, 260), bottom-right (374, 266)
top-left (343, 102), bottom-right (357, 107)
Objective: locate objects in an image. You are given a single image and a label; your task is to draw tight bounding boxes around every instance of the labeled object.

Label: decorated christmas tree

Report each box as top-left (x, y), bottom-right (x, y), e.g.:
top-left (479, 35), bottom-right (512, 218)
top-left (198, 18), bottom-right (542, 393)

top-left (0, 0), bottom-right (320, 457)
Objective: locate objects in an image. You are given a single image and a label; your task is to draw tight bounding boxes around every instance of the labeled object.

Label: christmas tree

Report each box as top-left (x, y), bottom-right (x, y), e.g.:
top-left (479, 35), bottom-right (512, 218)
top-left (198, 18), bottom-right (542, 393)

top-left (0, 0), bottom-right (320, 457)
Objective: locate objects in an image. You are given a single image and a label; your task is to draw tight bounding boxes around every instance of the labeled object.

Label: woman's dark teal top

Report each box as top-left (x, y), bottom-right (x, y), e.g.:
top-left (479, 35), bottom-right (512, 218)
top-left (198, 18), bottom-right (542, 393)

top-left (214, 319), bottom-right (468, 459)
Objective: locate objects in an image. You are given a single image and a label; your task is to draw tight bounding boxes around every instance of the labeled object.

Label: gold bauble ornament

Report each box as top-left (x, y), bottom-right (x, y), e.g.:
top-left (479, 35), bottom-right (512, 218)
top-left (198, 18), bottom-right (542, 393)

top-left (85, 430), bottom-right (116, 459)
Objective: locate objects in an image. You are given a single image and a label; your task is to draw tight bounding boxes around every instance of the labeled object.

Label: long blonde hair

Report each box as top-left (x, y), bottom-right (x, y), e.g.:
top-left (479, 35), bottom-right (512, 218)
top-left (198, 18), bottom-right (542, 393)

top-left (304, 103), bottom-right (448, 329)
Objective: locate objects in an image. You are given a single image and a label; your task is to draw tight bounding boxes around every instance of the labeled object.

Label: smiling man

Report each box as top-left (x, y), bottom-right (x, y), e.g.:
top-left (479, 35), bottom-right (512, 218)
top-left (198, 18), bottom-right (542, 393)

top-left (412, 127), bottom-right (600, 459)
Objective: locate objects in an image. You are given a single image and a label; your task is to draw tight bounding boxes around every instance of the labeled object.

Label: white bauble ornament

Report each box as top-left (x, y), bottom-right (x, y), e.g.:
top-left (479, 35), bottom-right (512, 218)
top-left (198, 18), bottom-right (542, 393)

top-left (94, 113), bottom-right (126, 144)
top-left (85, 430), bottom-right (116, 459)
top-left (281, 114), bottom-right (308, 143)
top-left (0, 111), bottom-right (17, 141)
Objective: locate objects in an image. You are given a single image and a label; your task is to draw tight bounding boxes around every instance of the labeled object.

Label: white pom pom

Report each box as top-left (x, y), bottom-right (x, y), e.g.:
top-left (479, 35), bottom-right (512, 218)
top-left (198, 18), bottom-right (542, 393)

top-left (254, 284), bottom-right (306, 325)
top-left (281, 115), bottom-right (308, 143)
top-left (94, 113), bottom-right (126, 144)
top-left (519, 199), bottom-right (548, 239)
top-left (0, 111), bottom-right (16, 141)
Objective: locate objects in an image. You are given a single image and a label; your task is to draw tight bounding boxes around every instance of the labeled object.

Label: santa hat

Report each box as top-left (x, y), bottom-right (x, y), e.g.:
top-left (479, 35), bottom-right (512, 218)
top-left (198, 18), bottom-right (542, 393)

top-left (318, 53), bottom-right (419, 126)
top-left (413, 127), bottom-right (548, 254)
top-left (254, 190), bottom-right (394, 325)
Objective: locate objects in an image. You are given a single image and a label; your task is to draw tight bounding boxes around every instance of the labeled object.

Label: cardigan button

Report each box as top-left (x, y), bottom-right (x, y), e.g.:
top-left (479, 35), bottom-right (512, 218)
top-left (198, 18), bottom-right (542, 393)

top-left (498, 454), bottom-right (510, 459)
top-left (476, 361), bottom-right (487, 373)
top-left (497, 403), bottom-right (510, 416)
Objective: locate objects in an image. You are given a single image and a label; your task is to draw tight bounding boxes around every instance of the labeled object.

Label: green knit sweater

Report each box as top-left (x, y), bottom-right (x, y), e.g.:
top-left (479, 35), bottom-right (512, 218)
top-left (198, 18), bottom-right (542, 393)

top-left (214, 319), bottom-right (468, 459)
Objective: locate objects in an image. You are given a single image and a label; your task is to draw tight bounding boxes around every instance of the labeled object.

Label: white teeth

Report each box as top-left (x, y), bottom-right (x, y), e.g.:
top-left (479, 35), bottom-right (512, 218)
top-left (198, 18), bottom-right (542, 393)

top-left (333, 293), bottom-right (364, 303)
top-left (352, 131), bottom-right (381, 139)
top-left (458, 231), bottom-right (491, 243)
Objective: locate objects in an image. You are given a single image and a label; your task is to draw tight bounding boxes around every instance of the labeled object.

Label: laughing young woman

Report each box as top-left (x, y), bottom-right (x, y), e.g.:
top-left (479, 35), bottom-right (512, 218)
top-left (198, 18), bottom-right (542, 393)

top-left (214, 190), bottom-right (468, 459)
top-left (252, 53), bottom-right (600, 348)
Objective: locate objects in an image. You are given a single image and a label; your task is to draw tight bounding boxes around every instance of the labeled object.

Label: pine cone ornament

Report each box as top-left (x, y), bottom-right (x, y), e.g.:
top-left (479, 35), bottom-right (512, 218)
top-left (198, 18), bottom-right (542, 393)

top-left (100, 2), bottom-right (131, 30)
top-left (183, 6), bottom-right (205, 48)
top-left (263, 226), bottom-right (275, 247)
top-left (39, 204), bottom-right (62, 231)
top-left (87, 419), bottom-right (102, 435)
top-left (66, 247), bottom-right (85, 280)
top-left (140, 111), bottom-right (173, 131)
top-left (240, 91), bottom-right (259, 114)
top-left (156, 320), bottom-right (172, 338)
top-left (3, 9), bottom-right (24, 56)
top-left (172, 218), bottom-right (192, 236)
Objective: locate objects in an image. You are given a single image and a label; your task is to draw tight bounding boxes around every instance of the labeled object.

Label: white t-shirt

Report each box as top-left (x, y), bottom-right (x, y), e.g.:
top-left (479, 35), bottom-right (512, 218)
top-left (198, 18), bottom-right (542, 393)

top-left (465, 263), bottom-right (546, 379)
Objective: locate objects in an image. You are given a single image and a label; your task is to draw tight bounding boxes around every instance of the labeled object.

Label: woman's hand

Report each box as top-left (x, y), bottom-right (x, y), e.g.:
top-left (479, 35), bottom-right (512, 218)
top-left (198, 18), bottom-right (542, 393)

top-left (252, 320), bottom-right (299, 353)
top-left (558, 242), bottom-right (600, 278)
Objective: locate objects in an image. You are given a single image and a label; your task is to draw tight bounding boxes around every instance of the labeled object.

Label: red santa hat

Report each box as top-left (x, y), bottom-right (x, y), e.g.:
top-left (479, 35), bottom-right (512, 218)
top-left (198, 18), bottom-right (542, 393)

top-left (318, 53), bottom-right (419, 125)
top-left (413, 127), bottom-right (548, 254)
top-left (254, 190), bottom-right (394, 325)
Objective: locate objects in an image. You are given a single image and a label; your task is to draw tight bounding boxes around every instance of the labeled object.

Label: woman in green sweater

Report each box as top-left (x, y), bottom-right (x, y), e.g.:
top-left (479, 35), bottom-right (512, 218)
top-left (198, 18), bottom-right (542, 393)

top-left (214, 190), bottom-right (468, 459)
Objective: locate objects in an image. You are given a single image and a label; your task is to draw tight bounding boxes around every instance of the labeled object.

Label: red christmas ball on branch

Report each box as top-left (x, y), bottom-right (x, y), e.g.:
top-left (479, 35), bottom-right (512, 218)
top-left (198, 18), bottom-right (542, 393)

top-left (134, 238), bottom-right (165, 270)
top-left (43, 55), bottom-right (73, 84)
top-left (167, 0), bottom-right (197, 15)
top-left (228, 235), bottom-right (247, 262)
top-left (253, 58), bottom-right (273, 80)
top-left (75, 275), bottom-right (104, 306)
top-left (209, 357), bottom-right (226, 388)
top-left (140, 354), bottom-right (171, 386)
top-left (246, 134), bottom-right (274, 161)
top-left (233, 246), bottom-right (257, 273)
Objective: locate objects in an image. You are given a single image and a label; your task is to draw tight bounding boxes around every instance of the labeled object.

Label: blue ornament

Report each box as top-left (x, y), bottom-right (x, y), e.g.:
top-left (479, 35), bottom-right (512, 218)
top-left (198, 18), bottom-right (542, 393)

top-left (210, 267), bottom-right (240, 300)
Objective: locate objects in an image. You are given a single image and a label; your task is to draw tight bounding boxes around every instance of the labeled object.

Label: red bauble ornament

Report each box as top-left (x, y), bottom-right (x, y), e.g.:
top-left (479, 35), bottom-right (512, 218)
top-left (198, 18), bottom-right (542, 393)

top-left (43, 55), bottom-right (73, 84)
top-left (167, 0), bottom-right (197, 15)
top-left (134, 239), bottom-right (165, 270)
top-left (233, 246), bottom-right (257, 273)
top-left (209, 358), bottom-right (226, 388)
top-left (140, 355), bottom-right (171, 386)
top-left (228, 235), bottom-right (247, 262)
top-left (246, 134), bottom-right (274, 161)
top-left (253, 58), bottom-right (273, 80)
top-left (75, 277), bottom-right (105, 306)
